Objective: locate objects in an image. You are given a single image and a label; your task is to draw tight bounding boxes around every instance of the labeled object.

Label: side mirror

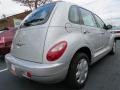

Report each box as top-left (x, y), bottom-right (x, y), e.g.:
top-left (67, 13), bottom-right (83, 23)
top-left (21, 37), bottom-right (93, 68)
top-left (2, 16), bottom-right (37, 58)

top-left (105, 24), bottom-right (112, 30)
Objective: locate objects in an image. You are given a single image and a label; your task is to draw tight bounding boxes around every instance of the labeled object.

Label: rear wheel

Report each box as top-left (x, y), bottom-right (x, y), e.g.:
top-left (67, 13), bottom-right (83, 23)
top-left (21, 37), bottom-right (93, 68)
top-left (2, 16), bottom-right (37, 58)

top-left (67, 53), bottom-right (89, 89)
top-left (0, 55), bottom-right (5, 61)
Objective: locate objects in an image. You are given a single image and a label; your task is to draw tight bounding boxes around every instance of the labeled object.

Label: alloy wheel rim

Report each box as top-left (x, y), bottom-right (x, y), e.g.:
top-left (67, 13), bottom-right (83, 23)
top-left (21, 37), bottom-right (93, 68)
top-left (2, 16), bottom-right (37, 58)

top-left (76, 58), bottom-right (88, 84)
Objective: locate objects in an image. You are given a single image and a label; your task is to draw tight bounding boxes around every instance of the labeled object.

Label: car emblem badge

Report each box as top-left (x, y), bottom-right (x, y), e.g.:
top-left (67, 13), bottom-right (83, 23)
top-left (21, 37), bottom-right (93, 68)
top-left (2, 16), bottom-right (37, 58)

top-left (16, 40), bottom-right (24, 46)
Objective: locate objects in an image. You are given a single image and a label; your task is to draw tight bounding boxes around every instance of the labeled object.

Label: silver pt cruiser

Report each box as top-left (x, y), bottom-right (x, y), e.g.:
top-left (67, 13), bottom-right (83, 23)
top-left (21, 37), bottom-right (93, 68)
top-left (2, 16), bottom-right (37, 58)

top-left (6, 1), bottom-right (115, 89)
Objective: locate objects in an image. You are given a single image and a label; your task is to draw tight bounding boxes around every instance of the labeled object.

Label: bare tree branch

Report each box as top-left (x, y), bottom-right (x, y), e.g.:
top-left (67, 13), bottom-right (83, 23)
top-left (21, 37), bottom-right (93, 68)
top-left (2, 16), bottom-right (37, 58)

top-left (13, 0), bottom-right (52, 10)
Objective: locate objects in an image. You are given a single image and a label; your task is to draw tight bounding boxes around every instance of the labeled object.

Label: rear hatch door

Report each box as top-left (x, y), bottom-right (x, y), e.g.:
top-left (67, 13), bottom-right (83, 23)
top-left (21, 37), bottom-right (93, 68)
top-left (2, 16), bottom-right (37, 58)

top-left (11, 3), bottom-right (56, 63)
top-left (11, 26), bottom-right (48, 63)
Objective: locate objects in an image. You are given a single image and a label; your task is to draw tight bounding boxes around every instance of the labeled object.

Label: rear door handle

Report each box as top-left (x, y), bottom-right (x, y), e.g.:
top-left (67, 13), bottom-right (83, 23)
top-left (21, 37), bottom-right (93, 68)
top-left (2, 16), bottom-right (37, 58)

top-left (83, 30), bottom-right (90, 34)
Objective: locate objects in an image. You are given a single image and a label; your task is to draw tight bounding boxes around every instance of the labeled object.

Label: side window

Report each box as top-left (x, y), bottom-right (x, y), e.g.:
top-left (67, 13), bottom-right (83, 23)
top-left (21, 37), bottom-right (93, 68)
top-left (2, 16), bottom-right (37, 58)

top-left (69, 6), bottom-right (80, 24)
top-left (95, 15), bottom-right (105, 29)
top-left (79, 8), bottom-right (97, 27)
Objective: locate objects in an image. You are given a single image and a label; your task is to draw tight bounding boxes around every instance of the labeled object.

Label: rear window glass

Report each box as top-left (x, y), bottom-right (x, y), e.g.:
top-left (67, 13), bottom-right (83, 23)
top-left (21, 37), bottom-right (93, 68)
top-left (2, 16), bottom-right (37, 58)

top-left (20, 3), bottom-right (56, 28)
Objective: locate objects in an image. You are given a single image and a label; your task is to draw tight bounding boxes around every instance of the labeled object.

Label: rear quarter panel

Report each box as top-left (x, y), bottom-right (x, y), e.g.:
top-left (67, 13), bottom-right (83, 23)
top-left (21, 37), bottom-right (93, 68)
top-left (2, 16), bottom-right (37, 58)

top-left (43, 27), bottom-right (94, 66)
top-left (43, 2), bottom-right (94, 65)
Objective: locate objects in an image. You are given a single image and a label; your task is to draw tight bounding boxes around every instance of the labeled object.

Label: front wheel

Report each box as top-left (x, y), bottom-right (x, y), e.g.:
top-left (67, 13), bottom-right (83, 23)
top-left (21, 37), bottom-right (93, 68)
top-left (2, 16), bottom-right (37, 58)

top-left (66, 53), bottom-right (89, 89)
top-left (109, 41), bottom-right (116, 55)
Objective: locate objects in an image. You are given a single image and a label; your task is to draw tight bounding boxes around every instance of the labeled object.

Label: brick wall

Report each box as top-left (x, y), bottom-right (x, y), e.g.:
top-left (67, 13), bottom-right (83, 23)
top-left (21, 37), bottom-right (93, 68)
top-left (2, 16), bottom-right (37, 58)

top-left (0, 11), bottom-right (31, 29)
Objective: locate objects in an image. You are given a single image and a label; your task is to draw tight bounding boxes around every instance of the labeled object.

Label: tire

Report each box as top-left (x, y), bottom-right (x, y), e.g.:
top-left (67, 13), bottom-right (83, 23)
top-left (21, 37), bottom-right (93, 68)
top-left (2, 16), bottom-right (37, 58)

top-left (0, 55), bottom-right (5, 61)
top-left (109, 41), bottom-right (116, 55)
top-left (66, 52), bottom-right (89, 89)
top-left (0, 55), bottom-right (5, 63)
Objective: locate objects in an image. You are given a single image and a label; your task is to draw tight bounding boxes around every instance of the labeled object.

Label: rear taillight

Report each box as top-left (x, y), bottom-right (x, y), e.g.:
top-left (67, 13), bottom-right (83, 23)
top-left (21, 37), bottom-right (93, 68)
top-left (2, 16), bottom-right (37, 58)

top-left (0, 37), bottom-right (5, 43)
top-left (47, 41), bottom-right (67, 61)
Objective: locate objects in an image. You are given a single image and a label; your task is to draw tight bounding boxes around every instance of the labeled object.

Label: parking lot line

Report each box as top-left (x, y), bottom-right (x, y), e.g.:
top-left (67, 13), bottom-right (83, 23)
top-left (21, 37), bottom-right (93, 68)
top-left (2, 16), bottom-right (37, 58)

top-left (0, 68), bottom-right (8, 73)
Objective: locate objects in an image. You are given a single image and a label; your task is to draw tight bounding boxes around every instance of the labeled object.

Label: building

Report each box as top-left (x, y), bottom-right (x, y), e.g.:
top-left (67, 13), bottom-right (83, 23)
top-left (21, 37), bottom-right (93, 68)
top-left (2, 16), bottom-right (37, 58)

top-left (0, 11), bottom-right (30, 29)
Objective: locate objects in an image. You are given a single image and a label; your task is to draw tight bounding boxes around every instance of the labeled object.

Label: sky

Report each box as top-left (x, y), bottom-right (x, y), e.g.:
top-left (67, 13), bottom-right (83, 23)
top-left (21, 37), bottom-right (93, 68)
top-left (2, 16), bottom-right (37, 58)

top-left (0, 0), bottom-right (120, 25)
top-left (0, 0), bottom-right (29, 18)
top-left (61, 0), bottom-right (120, 25)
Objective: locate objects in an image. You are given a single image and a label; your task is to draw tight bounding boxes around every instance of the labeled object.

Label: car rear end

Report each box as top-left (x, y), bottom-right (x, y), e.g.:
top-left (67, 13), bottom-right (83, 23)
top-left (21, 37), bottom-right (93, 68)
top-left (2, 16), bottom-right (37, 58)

top-left (0, 34), bottom-right (6, 55)
top-left (6, 2), bottom-right (69, 83)
top-left (110, 29), bottom-right (120, 40)
top-left (0, 28), bottom-right (15, 55)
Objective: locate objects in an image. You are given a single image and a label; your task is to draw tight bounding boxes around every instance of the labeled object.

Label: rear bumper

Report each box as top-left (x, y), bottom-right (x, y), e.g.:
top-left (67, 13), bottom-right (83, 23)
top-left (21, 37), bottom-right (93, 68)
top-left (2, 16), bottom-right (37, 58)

top-left (5, 54), bottom-right (68, 83)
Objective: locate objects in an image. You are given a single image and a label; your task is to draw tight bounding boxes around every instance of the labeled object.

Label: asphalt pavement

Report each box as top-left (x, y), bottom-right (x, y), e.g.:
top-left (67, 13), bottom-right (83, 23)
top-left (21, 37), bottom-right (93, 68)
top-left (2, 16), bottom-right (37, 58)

top-left (0, 41), bottom-right (120, 90)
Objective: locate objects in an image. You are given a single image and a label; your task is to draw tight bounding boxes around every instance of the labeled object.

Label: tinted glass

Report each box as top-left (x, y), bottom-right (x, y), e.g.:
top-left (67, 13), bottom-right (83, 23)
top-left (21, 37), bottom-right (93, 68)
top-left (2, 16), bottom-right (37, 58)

top-left (80, 8), bottom-right (97, 27)
top-left (95, 15), bottom-right (105, 29)
top-left (20, 3), bottom-right (55, 28)
top-left (69, 6), bottom-right (80, 24)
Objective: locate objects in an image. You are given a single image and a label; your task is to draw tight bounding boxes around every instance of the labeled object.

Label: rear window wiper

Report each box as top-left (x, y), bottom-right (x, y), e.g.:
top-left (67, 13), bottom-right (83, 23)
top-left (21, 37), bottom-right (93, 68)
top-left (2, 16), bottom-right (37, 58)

top-left (24, 18), bottom-right (45, 26)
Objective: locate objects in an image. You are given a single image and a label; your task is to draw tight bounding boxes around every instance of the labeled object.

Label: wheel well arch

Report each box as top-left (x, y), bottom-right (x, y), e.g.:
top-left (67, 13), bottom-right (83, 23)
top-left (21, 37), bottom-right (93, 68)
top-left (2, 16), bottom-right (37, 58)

top-left (74, 47), bottom-right (92, 64)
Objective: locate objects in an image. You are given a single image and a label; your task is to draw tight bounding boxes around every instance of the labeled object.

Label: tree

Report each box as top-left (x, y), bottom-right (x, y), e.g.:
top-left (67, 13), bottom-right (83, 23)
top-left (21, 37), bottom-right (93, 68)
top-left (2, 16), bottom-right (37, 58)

top-left (13, 0), bottom-right (52, 10)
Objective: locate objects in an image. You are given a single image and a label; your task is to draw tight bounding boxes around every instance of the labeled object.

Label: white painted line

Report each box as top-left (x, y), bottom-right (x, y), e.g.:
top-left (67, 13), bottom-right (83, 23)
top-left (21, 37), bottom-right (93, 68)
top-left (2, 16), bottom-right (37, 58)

top-left (0, 68), bottom-right (8, 72)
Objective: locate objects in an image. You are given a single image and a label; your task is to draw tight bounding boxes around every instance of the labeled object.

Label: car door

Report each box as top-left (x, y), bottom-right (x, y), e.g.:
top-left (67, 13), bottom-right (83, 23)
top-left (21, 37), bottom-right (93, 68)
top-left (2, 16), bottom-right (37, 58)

top-left (66, 5), bottom-right (82, 32)
top-left (94, 14), bottom-right (110, 48)
top-left (79, 8), bottom-right (103, 53)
